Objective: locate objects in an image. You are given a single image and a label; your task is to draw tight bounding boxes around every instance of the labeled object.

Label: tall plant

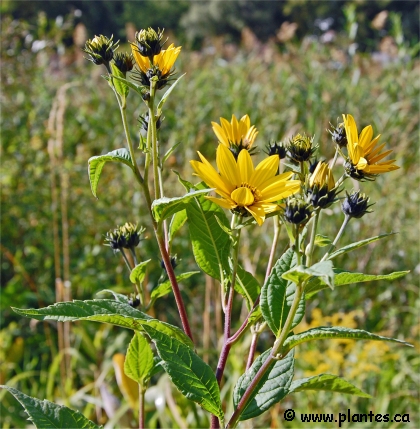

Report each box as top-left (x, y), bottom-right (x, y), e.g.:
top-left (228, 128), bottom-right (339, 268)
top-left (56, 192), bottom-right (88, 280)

top-left (2, 27), bottom-right (411, 429)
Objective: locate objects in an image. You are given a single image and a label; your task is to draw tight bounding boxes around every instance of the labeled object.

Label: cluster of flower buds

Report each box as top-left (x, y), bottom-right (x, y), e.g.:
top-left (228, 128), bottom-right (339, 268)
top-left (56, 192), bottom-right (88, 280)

top-left (104, 222), bottom-right (145, 251)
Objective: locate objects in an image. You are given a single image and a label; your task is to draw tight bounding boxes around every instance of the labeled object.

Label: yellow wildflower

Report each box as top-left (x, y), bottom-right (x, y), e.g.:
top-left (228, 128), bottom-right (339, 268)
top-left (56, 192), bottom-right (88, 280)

top-left (190, 144), bottom-right (300, 225)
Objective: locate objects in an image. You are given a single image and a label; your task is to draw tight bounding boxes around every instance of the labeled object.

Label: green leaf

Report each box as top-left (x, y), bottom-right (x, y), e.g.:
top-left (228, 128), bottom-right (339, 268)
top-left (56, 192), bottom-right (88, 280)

top-left (108, 73), bottom-right (145, 96)
top-left (1, 385), bottom-right (101, 428)
top-left (141, 324), bottom-right (224, 420)
top-left (110, 64), bottom-right (129, 97)
top-left (152, 188), bottom-right (213, 222)
top-left (168, 209), bottom-right (187, 248)
top-left (260, 249), bottom-right (305, 336)
top-left (327, 232), bottom-right (396, 260)
top-left (88, 149), bottom-right (133, 198)
top-left (282, 326), bottom-right (413, 354)
top-left (129, 260), bottom-right (151, 285)
top-left (162, 141), bottom-right (182, 165)
top-left (289, 374), bottom-right (371, 398)
top-left (150, 271), bottom-right (200, 304)
top-left (96, 289), bottom-right (129, 304)
top-left (124, 333), bottom-right (154, 385)
top-left (305, 270), bottom-right (409, 299)
top-left (233, 349), bottom-right (295, 421)
top-left (12, 300), bottom-right (193, 348)
top-left (235, 266), bottom-right (260, 310)
top-left (157, 73), bottom-right (186, 113)
top-left (282, 261), bottom-right (335, 290)
top-left (186, 193), bottom-right (231, 282)
top-left (314, 234), bottom-right (332, 247)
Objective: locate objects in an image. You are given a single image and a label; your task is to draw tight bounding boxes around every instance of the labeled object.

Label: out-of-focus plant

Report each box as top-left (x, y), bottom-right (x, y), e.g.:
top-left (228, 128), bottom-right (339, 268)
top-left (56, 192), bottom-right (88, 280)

top-left (1, 24), bottom-right (414, 429)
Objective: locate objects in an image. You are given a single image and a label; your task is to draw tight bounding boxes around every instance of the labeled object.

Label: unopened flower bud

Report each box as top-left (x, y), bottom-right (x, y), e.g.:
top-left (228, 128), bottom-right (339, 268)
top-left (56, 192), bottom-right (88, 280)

top-left (328, 121), bottom-right (347, 148)
top-left (307, 161), bottom-right (337, 209)
top-left (284, 198), bottom-right (312, 225)
top-left (265, 141), bottom-right (287, 159)
top-left (341, 191), bottom-right (373, 218)
top-left (139, 112), bottom-right (163, 132)
top-left (161, 255), bottom-right (177, 271)
top-left (134, 28), bottom-right (165, 58)
top-left (113, 52), bottom-right (134, 74)
top-left (104, 222), bottom-right (145, 251)
top-left (82, 34), bottom-right (119, 66)
top-left (287, 134), bottom-right (317, 163)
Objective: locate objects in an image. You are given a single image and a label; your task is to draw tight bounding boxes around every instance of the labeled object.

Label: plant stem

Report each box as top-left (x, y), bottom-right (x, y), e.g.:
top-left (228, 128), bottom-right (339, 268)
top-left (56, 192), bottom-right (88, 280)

top-left (139, 386), bottom-right (145, 429)
top-left (246, 329), bottom-right (259, 370)
top-left (305, 208), bottom-right (320, 267)
top-left (226, 281), bottom-right (304, 428)
top-left (321, 214), bottom-right (351, 262)
top-left (265, 215), bottom-right (281, 281)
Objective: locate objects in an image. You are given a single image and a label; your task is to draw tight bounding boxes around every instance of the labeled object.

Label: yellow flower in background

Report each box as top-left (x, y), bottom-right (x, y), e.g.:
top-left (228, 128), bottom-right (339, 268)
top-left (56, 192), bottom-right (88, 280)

top-left (212, 114), bottom-right (258, 156)
top-left (131, 43), bottom-right (181, 80)
top-left (190, 144), bottom-right (300, 225)
top-left (343, 114), bottom-right (399, 179)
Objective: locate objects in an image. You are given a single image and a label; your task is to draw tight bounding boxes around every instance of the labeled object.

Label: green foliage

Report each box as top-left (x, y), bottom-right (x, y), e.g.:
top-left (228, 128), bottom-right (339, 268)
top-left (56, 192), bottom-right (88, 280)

top-left (233, 349), bottom-right (295, 421)
top-left (141, 324), bottom-right (224, 420)
top-left (1, 386), bottom-right (100, 429)
top-left (124, 333), bottom-right (154, 385)
top-left (150, 271), bottom-right (199, 305)
top-left (289, 374), bottom-right (371, 398)
top-left (260, 249), bottom-right (305, 336)
top-left (129, 260), bottom-right (151, 285)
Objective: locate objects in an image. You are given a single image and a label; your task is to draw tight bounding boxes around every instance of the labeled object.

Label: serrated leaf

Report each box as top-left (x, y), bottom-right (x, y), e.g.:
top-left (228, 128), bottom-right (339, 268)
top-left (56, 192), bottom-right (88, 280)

top-left (260, 249), bottom-right (305, 336)
top-left (283, 261), bottom-right (335, 290)
top-left (96, 289), bottom-right (129, 304)
top-left (305, 270), bottom-right (409, 299)
top-left (152, 188), bottom-right (213, 222)
top-left (12, 300), bottom-right (193, 348)
top-left (141, 324), bottom-right (224, 420)
top-left (168, 209), bottom-right (187, 248)
top-left (234, 266), bottom-right (260, 310)
top-left (1, 385), bottom-right (101, 428)
top-left (88, 149), bottom-right (133, 198)
top-left (129, 260), bottom-right (151, 285)
top-left (110, 64), bottom-right (129, 97)
top-left (233, 349), bottom-right (295, 421)
top-left (327, 232), bottom-right (396, 260)
top-left (282, 326), bottom-right (413, 354)
top-left (289, 374), bottom-right (371, 398)
top-left (157, 73), bottom-right (186, 113)
top-left (150, 271), bottom-right (200, 303)
top-left (124, 333), bottom-right (154, 385)
top-left (186, 193), bottom-right (231, 282)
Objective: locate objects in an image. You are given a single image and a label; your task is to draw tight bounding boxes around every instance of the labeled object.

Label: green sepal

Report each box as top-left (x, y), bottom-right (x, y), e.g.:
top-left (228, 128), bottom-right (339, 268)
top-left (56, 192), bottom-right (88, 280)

top-left (289, 374), bottom-right (371, 398)
top-left (141, 324), bottom-right (224, 420)
top-left (233, 349), bottom-right (295, 421)
top-left (124, 332), bottom-right (154, 385)
top-left (110, 63), bottom-right (129, 98)
top-left (260, 249), bottom-right (305, 337)
top-left (152, 188), bottom-right (213, 222)
top-left (0, 385), bottom-right (101, 428)
top-left (305, 269), bottom-right (409, 299)
top-left (12, 300), bottom-right (193, 348)
top-left (282, 326), bottom-right (413, 354)
top-left (129, 260), bottom-right (151, 285)
top-left (327, 232), bottom-right (396, 260)
top-left (314, 234), bottom-right (332, 247)
top-left (282, 260), bottom-right (335, 290)
top-left (88, 149), bottom-right (133, 198)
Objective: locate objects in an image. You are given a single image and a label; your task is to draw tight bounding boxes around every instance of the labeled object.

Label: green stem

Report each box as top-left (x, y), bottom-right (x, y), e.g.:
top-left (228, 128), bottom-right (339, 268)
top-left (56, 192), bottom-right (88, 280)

top-left (321, 214), bottom-right (351, 262)
top-left (139, 385), bottom-right (145, 429)
top-left (148, 80), bottom-right (161, 201)
top-left (295, 223), bottom-right (302, 266)
top-left (265, 215), bottom-right (281, 281)
top-left (305, 208), bottom-right (320, 267)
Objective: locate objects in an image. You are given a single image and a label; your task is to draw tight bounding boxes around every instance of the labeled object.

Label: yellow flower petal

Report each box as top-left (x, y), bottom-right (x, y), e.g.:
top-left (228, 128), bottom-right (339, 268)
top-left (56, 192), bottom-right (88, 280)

top-left (231, 187), bottom-right (255, 206)
top-left (245, 203), bottom-right (266, 226)
top-left (205, 196), bottom-right (236, 209)
top-left (212, 122), bottom-right (229, 146)
top-left (359, 125), bottom-right (373, 149)
top-left (216, 144), bottom-right (241, 187)
top-left (250, 155), bottom-right (280, 189)
top-left (190, 158), bottom-right (232, 197)
top-left (237, 149), bottom-right (254, 183)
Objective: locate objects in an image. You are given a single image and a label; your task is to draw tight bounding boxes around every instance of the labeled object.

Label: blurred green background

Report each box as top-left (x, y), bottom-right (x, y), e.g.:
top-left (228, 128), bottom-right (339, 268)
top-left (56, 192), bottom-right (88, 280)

top-left (1, 1), bottom-right (419, 428)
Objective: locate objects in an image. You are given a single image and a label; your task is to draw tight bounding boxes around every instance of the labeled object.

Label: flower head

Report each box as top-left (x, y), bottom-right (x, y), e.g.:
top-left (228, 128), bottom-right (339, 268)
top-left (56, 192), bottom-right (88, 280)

top-left (307, 161), bottom-right (337, 208)
top-left (284, 197), bottom-right (312, 225)
top-left (343, 114), bottom-right (399, 180)
top-left (328, 120), bottom-right (347, 148)
top-left (265, 141), bottom-right (287, 159)
top-left (190, 144), bottom-right (300, 225)
top-left (104, 223), bottom-right (145, 251)
top-left (133, 28), bottom-right (165, 58)
top-left (113, 52), bottom-right (134, 74)
top-left (342, 190), bottom-right (373, 219)
top-left (82, 35), bottom-right (119, 66)
top-left (287, 134), bottom-right (317, 163)
top-left (212, 115), bottom-right (258, 158)
top-left (131, 43), bottom-right (181, 90)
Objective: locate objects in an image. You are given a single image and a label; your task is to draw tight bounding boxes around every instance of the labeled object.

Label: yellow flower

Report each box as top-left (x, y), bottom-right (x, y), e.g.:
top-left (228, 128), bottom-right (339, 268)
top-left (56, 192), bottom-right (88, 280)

top-left (309, 161), bottom-right (335, 190)
top-left (131, 43), bottom-right (181, 78)
top-left (212, 115), bottom-right (258, 155)
top-left (190, 144), bottom-right (301, 225)
top-left (343, 114), bottom-right (399, 178)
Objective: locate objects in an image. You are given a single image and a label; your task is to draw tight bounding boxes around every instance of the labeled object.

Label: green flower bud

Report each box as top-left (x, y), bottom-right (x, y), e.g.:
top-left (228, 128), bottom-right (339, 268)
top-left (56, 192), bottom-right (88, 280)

top-left (287, 134), bottom-right (317, 163)
top-left (113, 52), bottom-right (134, 74)
top-left (265, 141), bottom-right (287, 159)
top-left (134, 28), bottom-right (165, 58)
top-left (284, 198), bottom-right (312, 225)
top-left (82, 34), bottom-right (119, 67)
top-left (104, 222), bottom-right (145, 251)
